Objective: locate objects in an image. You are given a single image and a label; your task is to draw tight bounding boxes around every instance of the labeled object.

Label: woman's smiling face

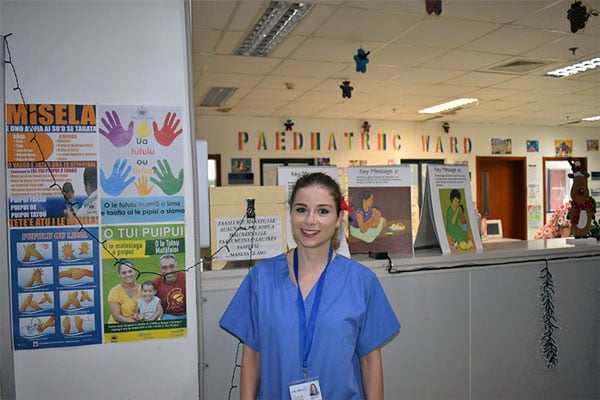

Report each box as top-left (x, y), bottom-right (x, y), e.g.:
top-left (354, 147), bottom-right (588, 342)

top-left (118, 264), bottom-right (136, 284)
top-left (290, 185), bottom-right (341, 250)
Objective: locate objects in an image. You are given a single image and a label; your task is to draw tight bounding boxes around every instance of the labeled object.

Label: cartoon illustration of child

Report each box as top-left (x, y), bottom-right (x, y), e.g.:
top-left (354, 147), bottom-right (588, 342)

top-left (133, 281), bottom-right (163, 321)
top-left (349, 190), bottom-right (387, 243)
top-left (446, 189), bottom-right (473, 250)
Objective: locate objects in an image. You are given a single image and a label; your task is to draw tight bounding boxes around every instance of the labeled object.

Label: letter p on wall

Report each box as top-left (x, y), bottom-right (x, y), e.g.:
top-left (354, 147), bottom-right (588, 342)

top-left (238, 131), bottom-right (249, 150)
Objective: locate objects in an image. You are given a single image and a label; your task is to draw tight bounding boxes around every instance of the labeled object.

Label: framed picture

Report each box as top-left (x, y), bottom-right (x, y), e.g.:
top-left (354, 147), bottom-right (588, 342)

top-left (231, 157), bottom-right (251, 173)
top-left (260, 158), bottom-right (315, 185)
top-left (554, 140), bottom-right (573, 156)
top-left (491, 138), bottom-right (512, 154)
top-left (526, 140), bottom-right (539, 152)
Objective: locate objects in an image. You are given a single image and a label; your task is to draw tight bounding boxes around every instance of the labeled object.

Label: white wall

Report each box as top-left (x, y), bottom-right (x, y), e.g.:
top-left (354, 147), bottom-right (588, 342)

top-left (196, 115), bottom-right (600, 239)
top-left (196, 115), bottom-right (600, 169)
top-left (1, 2), bottom-right (200, 399)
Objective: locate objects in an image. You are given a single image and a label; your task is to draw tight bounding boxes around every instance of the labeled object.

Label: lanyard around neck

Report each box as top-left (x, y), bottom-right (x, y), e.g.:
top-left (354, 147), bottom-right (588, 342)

top-left (293, 247), bottom-right (333, 379)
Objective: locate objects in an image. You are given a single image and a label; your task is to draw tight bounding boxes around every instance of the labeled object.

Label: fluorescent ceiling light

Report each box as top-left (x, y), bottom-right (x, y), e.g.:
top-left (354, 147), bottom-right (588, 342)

top-left (546, 57), bottom-right (600, 77)
top-left (581, 115), bottom-right (600, 121)
top-left (418, 98), bottom-right (479, 114)
top-left (200, 87), bottom-right (237, 107)
top-left (236, 1), bottom-right (313, 57)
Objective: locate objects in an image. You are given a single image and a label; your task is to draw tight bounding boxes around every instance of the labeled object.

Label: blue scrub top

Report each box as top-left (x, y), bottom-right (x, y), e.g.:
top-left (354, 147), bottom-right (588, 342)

top-left (219, 252), bottom-right (400, 400)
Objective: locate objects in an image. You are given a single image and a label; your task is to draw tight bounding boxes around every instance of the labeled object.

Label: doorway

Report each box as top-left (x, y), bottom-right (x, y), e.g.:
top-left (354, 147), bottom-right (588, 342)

top-left (476, 156), bottom-right (527, 240)
top-left (542, 157), bottom-right (586, 224)
top-left (208, 154), bottom-right (222, 187)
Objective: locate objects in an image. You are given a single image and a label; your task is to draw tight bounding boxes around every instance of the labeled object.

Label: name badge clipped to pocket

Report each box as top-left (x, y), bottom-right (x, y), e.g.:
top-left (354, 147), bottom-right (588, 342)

top-left (289, 378), bottom-right (322, 400)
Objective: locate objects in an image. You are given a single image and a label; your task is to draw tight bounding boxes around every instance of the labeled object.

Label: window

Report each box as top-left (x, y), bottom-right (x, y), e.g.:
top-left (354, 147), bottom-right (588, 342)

top-left (208, 154), bottom-right (221, 187)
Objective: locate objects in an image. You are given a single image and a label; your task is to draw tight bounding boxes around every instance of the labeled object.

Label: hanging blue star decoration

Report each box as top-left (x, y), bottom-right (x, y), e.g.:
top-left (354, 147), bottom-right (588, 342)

top-left (340, 80), bottom-right (353, 98)
top-left (354, 48), bottom-right (370, 73)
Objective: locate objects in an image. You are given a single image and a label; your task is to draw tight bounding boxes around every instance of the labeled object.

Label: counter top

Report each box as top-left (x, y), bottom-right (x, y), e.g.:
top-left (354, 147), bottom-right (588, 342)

top-left (200, 238), bottom-right (600, 291)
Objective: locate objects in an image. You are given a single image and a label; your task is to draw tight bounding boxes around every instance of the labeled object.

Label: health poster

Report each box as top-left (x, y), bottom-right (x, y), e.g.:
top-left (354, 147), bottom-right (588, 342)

top-left (6, 104), bottom-right (102, 350)
top-left (415, 165), bottom-right (483, 254)
top-left (96, 105), bottom-right (185, 224)
top-left (6, 104), bottom-right (99, 227)
top-left (101, 223), bottom-right (187, 343)
top-left (346, 165), bottom-right (413, 256)
top-left (11, 227), bottom-right (102, 349)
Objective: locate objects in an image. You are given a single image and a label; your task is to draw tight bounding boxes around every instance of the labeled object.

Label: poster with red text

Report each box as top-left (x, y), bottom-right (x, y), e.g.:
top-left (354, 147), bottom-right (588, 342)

top-left (6, 104), bottom-right (102, 349)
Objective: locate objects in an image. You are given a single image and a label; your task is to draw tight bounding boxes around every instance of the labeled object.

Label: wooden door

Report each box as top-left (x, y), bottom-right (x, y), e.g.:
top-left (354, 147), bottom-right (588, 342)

top-left (476, 156), bottom-right (527, 240)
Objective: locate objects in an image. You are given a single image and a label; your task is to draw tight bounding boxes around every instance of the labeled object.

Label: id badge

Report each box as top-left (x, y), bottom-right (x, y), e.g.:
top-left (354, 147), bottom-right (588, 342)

top-left (289, 378), bottom-right (322, 400)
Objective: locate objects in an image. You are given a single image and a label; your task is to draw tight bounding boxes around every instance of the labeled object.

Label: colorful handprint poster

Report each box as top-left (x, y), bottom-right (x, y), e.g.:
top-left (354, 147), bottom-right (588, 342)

top-left (10, 227), bottom-right (102, 349)
top-left (96, 105), bottom-right (185, 224)
top-left (101, 223), bottom-right (187, 343)
top-left (5, 104), bottom-right (99, 227)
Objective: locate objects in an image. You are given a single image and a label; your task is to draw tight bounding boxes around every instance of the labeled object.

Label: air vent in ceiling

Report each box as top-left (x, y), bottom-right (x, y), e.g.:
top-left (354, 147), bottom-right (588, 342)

top-left (486, 59), bottom-right (553, 74)
top-left (200, 87), bottom-right (237, 107)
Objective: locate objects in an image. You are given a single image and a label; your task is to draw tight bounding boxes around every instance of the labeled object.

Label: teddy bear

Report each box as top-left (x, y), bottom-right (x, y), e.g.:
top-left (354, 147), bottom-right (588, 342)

top-left (353, 48), bottom-right (370, 73)
top-left (566, 159), bottom-right (596, 238)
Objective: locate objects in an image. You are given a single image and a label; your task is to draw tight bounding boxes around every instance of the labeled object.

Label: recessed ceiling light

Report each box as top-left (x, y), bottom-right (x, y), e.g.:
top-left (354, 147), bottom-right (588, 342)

top-left (200, 87), bottom-right (237, 107)
top-left (581, 115), bottom-right (600, 121)
top-left (418, 98), bottom-right (479, 114)
top-left (236, 1), bottom-right (313, 57)
top-left (546, 57), bottom-right (600, 77)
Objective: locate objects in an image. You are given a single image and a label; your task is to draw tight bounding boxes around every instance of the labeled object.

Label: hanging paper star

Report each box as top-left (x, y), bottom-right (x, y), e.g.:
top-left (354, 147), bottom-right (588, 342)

top-left (362, 120), bottom-right (371, 134)
top-left (340, 80), bottom-right (353, 98)
top-left (284, 119), bottom-right (294, 131)
top-left (354, 48), bottom-right (370, 73)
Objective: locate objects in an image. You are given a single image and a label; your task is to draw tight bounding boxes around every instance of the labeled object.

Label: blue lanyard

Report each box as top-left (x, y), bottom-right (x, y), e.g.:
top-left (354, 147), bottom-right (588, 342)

top-left (293, 247), bottom-right (333, 379)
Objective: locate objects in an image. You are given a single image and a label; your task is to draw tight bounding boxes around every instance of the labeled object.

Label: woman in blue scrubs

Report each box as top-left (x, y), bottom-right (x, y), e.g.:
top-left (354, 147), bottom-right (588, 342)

top-left (220, 172), bottom-right (400, 399)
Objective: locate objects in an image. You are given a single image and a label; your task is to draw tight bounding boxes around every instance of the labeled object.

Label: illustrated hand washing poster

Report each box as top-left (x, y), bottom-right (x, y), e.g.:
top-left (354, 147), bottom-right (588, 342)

top-left (6, 104), bottom-right (102, 349)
